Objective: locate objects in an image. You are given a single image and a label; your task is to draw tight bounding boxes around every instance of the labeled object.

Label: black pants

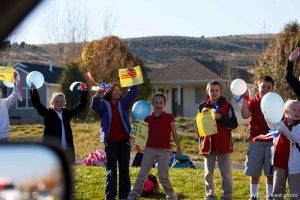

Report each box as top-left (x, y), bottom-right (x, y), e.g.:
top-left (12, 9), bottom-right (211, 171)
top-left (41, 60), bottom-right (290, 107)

top-left (105, 140), bottom-right (131, 200)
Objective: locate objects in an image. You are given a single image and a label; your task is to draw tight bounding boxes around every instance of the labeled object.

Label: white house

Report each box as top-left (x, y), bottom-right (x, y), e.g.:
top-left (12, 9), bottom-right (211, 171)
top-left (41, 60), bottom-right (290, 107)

top-left (148, 58), bottom-right (225, 117)
top-left (6, 62), bottom-right (63, 123)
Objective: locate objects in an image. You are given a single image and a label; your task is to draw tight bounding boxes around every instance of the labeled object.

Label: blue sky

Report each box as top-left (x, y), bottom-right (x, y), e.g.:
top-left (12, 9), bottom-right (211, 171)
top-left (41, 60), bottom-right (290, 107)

top-left (12, 0), bottom-right (300, 44)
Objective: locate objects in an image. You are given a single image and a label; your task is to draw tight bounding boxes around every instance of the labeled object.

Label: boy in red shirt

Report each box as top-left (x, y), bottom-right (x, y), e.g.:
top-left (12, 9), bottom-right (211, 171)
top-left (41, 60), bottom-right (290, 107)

top-left (241, 76), bottom-right (274, 200)
top-left (127, 92), bottom-right (182, 200)
top-left (198, 81), bottom-right (238, 200)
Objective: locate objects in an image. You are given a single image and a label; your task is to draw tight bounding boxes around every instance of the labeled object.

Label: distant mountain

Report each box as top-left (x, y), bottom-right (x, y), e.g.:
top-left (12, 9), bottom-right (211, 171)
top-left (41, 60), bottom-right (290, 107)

top-left (2, 34), bottom-right (275, 73)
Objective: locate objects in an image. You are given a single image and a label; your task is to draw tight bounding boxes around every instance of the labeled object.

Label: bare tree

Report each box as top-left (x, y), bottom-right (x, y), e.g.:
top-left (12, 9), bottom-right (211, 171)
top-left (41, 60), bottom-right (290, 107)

top-left (103, 11), bottom-right (117, 36)
top-left (46, 0), bottom-right (89, 65)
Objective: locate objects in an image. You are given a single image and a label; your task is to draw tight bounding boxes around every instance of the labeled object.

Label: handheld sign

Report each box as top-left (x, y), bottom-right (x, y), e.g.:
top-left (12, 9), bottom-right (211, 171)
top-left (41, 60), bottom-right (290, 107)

top-left (196, 109), bottom-right (217, 137)
top-left (130, 120), bottom-right (149, 150)
top-left (0, 66), bottom-right (14, 84)
top-left (119, 66), bottom-right (143, 87)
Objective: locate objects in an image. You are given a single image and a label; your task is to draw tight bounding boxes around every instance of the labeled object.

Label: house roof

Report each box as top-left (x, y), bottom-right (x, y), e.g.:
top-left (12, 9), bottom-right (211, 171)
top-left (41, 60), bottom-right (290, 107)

top-left (148, 58), bottom-right (223, 84)
top-left (14, 62), bottom-right (64, 84)
top-left (196, 59), bottom-right (253, 83)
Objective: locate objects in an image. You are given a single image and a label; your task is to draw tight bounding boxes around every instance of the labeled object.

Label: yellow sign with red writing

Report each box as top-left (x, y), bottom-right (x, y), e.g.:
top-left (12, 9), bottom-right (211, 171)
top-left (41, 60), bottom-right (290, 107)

top-left (130, 120), bottom-right (149, 149)
top-left (0, 66), bottom-right (14, 84)
top-left (196, 109), bottom-right (217, 137)
top-left (119, 66), bottom-right (143, 87)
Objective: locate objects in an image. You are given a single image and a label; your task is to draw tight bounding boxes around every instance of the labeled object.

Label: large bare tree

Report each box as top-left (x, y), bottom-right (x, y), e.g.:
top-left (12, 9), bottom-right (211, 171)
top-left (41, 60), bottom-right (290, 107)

top-left (46, 0), bottom-right (89, 65)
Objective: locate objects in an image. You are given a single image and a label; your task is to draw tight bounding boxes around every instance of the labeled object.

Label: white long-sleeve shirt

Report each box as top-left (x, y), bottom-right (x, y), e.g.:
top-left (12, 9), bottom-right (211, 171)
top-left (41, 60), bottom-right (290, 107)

top-left (0, 88), bottom-right (18, 139)
top-left (279, 121), bottom-right (300, 174)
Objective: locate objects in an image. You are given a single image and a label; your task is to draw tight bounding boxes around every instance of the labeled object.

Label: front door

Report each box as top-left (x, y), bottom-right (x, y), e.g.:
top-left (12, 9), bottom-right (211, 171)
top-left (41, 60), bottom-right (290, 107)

top-left (172, 88), bottom-right (183, 116)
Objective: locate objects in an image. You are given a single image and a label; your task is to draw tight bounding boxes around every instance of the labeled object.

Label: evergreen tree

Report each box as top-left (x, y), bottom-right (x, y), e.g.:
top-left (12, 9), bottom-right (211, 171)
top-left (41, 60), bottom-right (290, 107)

top-left (58, 62), bottom-right (88, 120)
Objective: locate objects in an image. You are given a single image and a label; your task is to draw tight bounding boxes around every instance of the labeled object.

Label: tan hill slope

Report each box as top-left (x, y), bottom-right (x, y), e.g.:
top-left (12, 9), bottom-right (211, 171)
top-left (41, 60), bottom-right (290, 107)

top-left (1, 34), bottom-right (275, 72)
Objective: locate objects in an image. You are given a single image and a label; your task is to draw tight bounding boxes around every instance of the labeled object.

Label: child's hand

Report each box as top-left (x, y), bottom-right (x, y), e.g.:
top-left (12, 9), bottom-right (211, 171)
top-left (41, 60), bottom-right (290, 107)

top-left (289, 47), bottom-right (300, 62)
top-left (214, 112), bottom-right (221, 120)
top-left (202, 107), bottom-right (210, 112)
top-left (30, 83), bottom-right (36, 91)
top-left (243, 89), bottom-right (250, 98)
top-left (130, 136), bottom-right (135, 145)
top-left (94, 90), bottom-right (104, 98)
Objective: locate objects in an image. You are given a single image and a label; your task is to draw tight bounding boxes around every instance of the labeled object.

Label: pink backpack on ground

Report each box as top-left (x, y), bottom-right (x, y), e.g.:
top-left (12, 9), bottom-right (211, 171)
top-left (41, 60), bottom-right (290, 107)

top-left (83, 149), bottom-right (106, 166)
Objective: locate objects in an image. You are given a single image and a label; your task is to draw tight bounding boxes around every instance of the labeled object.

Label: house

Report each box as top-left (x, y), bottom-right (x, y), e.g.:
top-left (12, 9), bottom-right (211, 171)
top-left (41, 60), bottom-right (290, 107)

top-left (148, 58), bottom-right (225, 117)
top-left (6, 62), bottom-right (63, 123)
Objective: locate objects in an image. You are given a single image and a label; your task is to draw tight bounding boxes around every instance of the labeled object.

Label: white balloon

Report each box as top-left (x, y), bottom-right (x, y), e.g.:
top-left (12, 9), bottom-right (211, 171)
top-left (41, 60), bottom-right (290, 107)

top-left (260, 92), bottom-right (285, 124)
top-left (69, 81), bottom-right (82, 91)
top-left (230, 79), bottom-right (247, 96)
top-left (26, 71), bottom-right (44, 89)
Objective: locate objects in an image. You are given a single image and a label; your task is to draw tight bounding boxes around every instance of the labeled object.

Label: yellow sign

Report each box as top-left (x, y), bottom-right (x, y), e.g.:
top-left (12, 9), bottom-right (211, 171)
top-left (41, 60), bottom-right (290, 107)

top-left (196, 109), bottom-right (217, 137)
top-left (130, 120), bottom-right (149, 149)
top-left (119, 66), bottom-right (143, 87)
top-left (0, 66), bottom-right (14, 83)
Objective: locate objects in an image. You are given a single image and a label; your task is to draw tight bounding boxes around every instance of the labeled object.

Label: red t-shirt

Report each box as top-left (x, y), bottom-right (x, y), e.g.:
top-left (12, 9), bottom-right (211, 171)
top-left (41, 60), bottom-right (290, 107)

top-left (274, 120), bottom-right (292, 169)
top-left (145, 112), bottom-right (174, 149)
top-left (108, 103), bottom-right (129, 142)
top-left (248, 95), bottom-right (271, 141)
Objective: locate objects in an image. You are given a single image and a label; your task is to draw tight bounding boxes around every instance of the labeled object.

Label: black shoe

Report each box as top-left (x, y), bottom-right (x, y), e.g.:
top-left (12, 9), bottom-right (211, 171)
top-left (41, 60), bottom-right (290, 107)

top-left (250, 197), bottom-right (257, 200)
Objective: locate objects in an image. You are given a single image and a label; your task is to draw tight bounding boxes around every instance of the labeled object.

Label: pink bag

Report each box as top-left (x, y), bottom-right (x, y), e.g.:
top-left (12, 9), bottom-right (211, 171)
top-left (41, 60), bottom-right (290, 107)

top-left (83, 150), bottom-right (106, 166)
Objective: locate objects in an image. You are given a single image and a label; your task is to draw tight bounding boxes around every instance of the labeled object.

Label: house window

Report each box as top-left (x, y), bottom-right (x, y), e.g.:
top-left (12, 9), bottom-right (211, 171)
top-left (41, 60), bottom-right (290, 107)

top-left (17, 88), bottom-right (33, 109)
top-left (195, 87), bottom-right (206, 103)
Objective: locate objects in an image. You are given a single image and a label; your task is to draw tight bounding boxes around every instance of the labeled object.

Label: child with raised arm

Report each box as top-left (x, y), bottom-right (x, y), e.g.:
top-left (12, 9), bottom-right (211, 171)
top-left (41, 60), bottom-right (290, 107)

top-left (30, 83), bottom-right (88, 163)
top-left (286, 47), bottom-right (300, 100)
top-left (127, 92), bottom-right (182, 200)
top-left (198, 81), bottom-right (238, 200)
top-left (271, 100), bottom-right (300, 199)
top-left (0, 73), bottom-right (20, 143)
top-left (241, 76), bottom-right (274, 200)
top-left (92, 78), bottom-right (138, 200)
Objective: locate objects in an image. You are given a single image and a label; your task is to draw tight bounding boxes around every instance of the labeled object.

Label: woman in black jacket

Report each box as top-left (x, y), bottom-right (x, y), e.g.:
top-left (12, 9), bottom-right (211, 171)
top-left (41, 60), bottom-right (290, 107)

top-left (286, 47), bottom-right (300, 100)
top-left (30, 83), bottom-right (88, 163)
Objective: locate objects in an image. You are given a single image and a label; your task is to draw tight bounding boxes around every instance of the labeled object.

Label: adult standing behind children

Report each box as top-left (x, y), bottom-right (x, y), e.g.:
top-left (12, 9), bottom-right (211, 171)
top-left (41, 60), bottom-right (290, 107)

top-left (198, 81), bottom-right (238, 200)
top-left (241, 76), bottom-right (275, 200)
top-left (127, 92), bottom-right (182, 200)
top-left (92, 76), bottom-right (138, 200)
top-left (286, 47), bottom-right (300, 100)
top-left (30, 83), bottom-right (88, 163)
top-left (0, 73), bottom-right (20, 143)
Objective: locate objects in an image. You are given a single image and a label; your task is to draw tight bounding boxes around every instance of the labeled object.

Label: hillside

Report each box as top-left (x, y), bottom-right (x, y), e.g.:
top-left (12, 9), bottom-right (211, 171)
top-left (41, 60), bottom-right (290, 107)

top-left (1, 34), bottom-right (275, 72)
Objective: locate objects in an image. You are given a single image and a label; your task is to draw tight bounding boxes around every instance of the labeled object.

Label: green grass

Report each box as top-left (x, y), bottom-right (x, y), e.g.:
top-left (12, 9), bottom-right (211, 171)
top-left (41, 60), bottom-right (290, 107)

top-left (9, 118), bottom-right (256, 199)
top-left (10, 118), bottom-right (249, 162)
top-left (74, 166), bottom-right (274, 200)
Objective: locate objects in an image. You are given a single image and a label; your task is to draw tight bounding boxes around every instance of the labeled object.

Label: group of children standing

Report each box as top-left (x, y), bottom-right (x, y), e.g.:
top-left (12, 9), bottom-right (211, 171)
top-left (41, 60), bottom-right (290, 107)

top-left (0, 48), bottom-right (300, 199)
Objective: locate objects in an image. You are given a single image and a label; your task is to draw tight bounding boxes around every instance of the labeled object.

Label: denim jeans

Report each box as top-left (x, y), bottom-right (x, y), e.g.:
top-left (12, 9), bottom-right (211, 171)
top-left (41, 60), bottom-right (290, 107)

top-left (105, 140), bottom-right (131, 200)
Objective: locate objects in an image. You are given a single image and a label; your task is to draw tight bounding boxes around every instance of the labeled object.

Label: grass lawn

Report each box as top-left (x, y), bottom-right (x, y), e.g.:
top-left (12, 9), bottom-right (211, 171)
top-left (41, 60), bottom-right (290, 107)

top-left (10, 118), bottom-right (260, 199)
top-left (74, 166), bottom-right (273, 200)
top-left (10, 118), bottom-right (249, 163)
